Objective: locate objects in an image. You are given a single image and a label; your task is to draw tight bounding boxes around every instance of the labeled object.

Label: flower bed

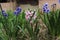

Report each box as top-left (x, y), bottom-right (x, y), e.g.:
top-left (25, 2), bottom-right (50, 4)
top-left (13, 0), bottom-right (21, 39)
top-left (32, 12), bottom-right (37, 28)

top-left (0, 3), bottom-right (60, 40)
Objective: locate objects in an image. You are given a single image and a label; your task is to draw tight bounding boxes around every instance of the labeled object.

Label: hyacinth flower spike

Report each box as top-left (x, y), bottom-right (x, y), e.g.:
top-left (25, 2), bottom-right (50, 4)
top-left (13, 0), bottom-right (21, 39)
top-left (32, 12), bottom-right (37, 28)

top-left (25, 9), bottom-right (37, 23)
top-left (0, 4), bottom-right (8, 17)
top-left (43, 3), bottom-right (50, 13)
top-left (14, 7), bottom-right (22, 16)
top-left (16, 7), bottom-right (21, 13)
top-left (2, 10), bottom-right (8, 17)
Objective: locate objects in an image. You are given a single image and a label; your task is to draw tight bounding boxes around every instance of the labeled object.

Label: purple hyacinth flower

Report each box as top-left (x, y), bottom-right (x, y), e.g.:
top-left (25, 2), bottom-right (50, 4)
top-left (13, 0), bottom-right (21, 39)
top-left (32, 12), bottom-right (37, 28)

top-left (2, 10), bottom-right (8, 17)
top-left (43, 9), bottom-right (46, 12)
top-left (46, 9), bottom-right (50, 13)
top-left (43, 3), bottom-right (50, 13)
top-left (44, 3), bottom-right (48, 7)
top-left (14, 10), bottom-right (19, 16)
top-left (44, 9), bottom-right (50, 13)
top-left (16, 7), bottom-right (22, 13)
top-left (14, 7), bottom-right (22, 16)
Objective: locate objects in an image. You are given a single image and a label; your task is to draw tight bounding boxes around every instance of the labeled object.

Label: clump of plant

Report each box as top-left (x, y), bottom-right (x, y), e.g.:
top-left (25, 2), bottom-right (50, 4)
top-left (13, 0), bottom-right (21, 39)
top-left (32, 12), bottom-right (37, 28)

top-left (0, 4), bottom-right (41, 40)
top-left (40, 3), bottom-right (60, 40)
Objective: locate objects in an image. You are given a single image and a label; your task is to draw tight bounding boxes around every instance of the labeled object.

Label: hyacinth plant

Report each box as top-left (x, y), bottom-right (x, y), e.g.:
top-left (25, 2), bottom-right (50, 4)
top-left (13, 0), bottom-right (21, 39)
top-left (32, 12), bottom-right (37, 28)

top-left (0, 7), bottom-right (23, 40)
top-left (0, 7), bottom-right (22, 40)
top-left (24, 9), bottom-right (41, 40)
top-left (39, 3), bottom-right (60, 40)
